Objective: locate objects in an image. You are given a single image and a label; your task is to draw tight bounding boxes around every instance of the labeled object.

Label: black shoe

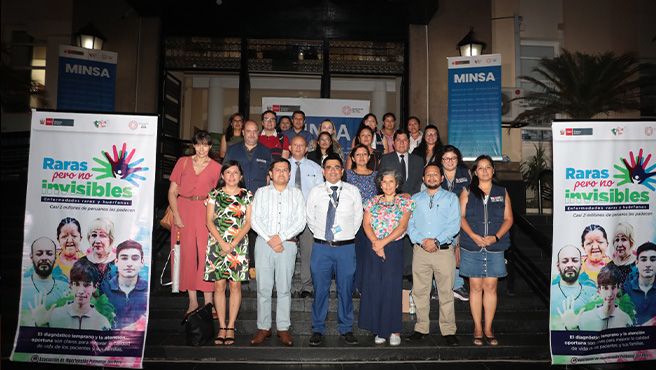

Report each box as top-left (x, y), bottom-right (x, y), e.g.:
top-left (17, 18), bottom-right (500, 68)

top-left (309, 332), bottom-right (323, 346)
top-left (352, 290), bottom-right (361, 298)
top-left (341, 332), bottom-right (358, 345)
top-left (443, 335), bottom-right (459, 346)
top-left (406, 331), bottom-right (426, 341)
top-left (300, 291), bottom-right (313, 299)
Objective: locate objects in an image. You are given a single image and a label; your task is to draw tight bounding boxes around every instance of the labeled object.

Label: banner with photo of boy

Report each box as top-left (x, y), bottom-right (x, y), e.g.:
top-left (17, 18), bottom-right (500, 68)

top-left (550, 120), bottom-right (656, 365)
top-left (11, 110), bottom-right (157, 369)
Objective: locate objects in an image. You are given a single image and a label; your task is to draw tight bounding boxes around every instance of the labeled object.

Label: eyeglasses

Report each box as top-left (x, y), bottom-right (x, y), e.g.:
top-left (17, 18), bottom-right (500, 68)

top-left (263, 117), bottom-right (276, 122)
top-left (442, 157), bottom-right (458, 162)
top-left (325, 165), bottom-right (343, 171)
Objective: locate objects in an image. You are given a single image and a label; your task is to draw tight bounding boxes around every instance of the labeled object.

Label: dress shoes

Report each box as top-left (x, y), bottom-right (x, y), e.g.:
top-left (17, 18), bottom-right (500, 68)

top-left (406, 331), bottom-right (427, 341)
top-left (443, 335), bottom-right (459, 346)
top-left (341, 332), bottom-right (358, 345)
top-left (250, 329), bottom-right (271, 345)
top-left (277, 330), bottom-right (294, 346)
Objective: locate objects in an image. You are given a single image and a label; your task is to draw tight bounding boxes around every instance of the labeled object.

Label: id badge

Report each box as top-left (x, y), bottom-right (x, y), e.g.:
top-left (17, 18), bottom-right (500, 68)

top-left (332, 225), bottom-right (342, 235)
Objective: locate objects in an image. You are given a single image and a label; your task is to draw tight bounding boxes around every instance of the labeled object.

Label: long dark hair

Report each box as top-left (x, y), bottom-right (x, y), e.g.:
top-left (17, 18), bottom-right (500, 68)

top-left (359, 113), bottom-right (379, 130)
top-left (312, 131), bottom-right (336, 156)
top-left (225, 113), bottom-right (243, 142)
top-left (469, 155), bottom-right (495, 199)
top-left (354, 125), bottom-right (375, 147)
top-left (412, 124), bottom-right (443, 164)
top-left (217, 160), bottom-right (246, 189)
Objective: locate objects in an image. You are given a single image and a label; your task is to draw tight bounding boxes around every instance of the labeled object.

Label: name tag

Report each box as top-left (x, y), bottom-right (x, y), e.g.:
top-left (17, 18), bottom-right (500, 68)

top-left (455, 177), bottom-right (468, 183)
top-left (490, 195), bottom-right (504, 202)
top-left (256, 158), bottom-right (267, 164)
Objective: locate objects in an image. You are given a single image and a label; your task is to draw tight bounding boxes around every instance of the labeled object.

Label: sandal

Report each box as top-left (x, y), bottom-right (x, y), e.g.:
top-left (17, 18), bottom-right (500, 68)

top-left (473, 336), bottom-right (484, 346)
top-left (214, 328), bottom-right (227, 345)
top-left (484, 335), bottom-right (498, 346)
top-left (224, 328), bottom-right (235, 346)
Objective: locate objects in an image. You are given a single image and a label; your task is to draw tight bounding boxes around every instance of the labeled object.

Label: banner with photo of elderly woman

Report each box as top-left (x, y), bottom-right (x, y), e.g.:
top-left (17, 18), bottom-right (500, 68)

top-left (11, 110), bottom-right (157, 368)
top-left (550, 120), bottom-right (656, 365)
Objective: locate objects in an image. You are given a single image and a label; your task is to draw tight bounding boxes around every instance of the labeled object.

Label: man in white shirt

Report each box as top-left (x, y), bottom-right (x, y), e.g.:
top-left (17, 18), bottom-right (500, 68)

top-left (305, 153), bottom-right (363, 346)
top-left (250, 158), bottom-right (306, 347)
top-left (287, 135), bottom-right (324, 298)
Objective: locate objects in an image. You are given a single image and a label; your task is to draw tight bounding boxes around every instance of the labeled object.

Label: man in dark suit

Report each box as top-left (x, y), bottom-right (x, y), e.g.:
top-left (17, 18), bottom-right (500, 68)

top-left (379, 129), bottom-right (424, 195)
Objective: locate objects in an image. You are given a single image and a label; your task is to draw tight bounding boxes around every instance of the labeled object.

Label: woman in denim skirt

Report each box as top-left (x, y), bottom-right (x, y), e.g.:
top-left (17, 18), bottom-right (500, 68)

top-left (459, 155), bottom-right (513, 346)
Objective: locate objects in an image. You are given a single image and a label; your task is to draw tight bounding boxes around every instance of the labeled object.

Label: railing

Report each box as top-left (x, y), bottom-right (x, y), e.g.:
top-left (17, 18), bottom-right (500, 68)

top-left (506, 210), bottom-right (552, 307)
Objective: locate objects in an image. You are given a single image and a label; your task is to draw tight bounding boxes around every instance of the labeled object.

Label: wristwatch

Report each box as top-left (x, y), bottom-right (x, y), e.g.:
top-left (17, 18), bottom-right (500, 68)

top-left (494, 235), bottom-right (500, 242)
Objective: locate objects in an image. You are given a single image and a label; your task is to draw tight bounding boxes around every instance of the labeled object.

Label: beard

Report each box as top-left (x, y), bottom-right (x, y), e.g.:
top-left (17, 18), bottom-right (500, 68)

top-left (33, 260), bottom-right (53, 278)
top-left (560, 268), bottom-right (579, 283)
top-left (425, 184), bottom-right (440, 190)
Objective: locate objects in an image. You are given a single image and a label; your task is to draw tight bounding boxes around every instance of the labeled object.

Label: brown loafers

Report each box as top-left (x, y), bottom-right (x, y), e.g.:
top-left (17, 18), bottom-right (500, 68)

top-left (250, 329), bottom-right (271, 345)
top-left (277, 330), bottom-right (294, 346)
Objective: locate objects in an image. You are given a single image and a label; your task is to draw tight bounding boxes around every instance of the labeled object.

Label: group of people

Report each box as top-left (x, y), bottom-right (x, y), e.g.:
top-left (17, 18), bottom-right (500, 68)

top-left (167, 110), bottom-right (514, 347)
top-left (551, 222), bottom-right (656, 330)
top-left (22, 217), bottom-right (148, 331)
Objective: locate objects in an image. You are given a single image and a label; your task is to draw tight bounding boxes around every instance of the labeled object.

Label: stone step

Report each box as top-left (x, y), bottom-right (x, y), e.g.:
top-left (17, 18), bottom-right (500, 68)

top-left (146, 310), bottom-right (547, 335)
top-left (144, 333), bottom-right (550, 362)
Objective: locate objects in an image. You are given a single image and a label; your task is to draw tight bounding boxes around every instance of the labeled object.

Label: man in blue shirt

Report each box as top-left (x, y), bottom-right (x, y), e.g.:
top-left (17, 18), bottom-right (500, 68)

top-left (101, 240), bottom-right (148, 329)
top-left (407, 163), bottom-right (461, 346)
top-left (623, 242), bottom-right (656, 326)
top-left (224, 119), bottom-right (272, 273)
top-left (284, 110), bottom-right (316, 150)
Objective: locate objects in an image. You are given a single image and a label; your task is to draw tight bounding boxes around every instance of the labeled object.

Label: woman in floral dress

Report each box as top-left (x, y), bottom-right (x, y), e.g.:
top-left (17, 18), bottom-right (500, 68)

top-left (359, 169), bottom-right (415, 346)
top-left (205, 160), bottom-right (253, 345)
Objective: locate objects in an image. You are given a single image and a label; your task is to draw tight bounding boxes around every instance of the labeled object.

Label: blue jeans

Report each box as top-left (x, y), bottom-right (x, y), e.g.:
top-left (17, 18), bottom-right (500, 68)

top-left (310, 242), bottom-right (356, 335)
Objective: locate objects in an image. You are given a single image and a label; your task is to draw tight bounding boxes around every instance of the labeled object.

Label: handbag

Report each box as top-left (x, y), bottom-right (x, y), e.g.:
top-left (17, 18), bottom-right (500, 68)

top-left (159, 207), bottom-right (173, 230)
top-left (159, 157), bottom-right (190, 230)
top-left (182, 303), bottom-right (215, 346)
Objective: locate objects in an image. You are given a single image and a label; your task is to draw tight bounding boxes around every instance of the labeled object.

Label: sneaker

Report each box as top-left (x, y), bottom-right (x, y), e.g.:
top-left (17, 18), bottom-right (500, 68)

top-left (374, 335), bottom-right (386, 344)
top-left (453, 287), bottom-right (469, 301)
top-left (389, 334), bottom-right (401, 346)
top-left (341, 332), bottom-right (358, 345)
top-left (309, 332), bottom-right (323, 346)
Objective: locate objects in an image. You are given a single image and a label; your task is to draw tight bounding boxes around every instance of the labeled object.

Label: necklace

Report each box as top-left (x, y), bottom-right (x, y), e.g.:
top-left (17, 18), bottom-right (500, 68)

top-left (558, 281), bottom-right (582, 301)
top-left (31, 274), bottom-right (56, 296)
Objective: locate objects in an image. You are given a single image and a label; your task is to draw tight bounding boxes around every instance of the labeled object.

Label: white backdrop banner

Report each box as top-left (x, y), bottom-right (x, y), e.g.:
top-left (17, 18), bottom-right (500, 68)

top-left (550, 120), bottom-right (656, 364)
top-left (11, 110), bottom-right (157, 368)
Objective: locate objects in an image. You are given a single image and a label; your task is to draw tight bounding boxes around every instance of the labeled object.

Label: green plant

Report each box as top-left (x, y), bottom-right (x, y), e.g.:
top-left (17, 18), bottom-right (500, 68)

top-left (512, 49), bottom-right (656, 126)
top-left (520, 143), bottom-right (551, 192)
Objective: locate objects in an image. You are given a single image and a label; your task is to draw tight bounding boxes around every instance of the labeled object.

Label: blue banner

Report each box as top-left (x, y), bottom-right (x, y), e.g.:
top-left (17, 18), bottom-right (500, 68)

top-left (57, 45), bottom-right (117, 112)
top-left (447, 54), bottom-right (502, 160)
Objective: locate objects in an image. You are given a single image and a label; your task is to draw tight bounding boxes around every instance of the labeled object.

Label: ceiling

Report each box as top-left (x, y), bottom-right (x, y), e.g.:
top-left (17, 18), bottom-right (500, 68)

top-left (127, 0), bottom-right (439, 41)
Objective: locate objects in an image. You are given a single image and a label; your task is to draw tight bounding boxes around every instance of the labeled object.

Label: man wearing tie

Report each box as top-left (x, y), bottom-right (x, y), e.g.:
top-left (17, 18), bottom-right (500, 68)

top-left (287, 136), bottom-right (324, 298)
top-left (378, 129), bottom-right (423, 195)
top-left (305, 153), bottom-right (363, 346)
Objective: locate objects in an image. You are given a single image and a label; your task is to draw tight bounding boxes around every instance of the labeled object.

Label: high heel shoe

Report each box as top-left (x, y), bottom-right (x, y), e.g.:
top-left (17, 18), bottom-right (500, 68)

top-left (224, 328), bottom-right (235, 346)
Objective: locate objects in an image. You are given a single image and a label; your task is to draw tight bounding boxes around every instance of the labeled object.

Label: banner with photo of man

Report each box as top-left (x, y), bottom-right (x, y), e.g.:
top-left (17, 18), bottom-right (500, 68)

top-left (11, 110), bottom-right (157, 368)
top-left (550, 120), bottom-right (656, 364)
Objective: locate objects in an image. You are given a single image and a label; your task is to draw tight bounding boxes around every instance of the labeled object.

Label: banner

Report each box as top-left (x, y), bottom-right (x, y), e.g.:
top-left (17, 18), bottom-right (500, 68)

top-left (57, 45), bottom-right (117, 112)
top-left (550, 120), bottom-right (656, 364)
top-left (447, 54), bottom-right (502, 160)
top-left (11, 110), bottom-right (157, 368)
top-left (261, 97), bottom-right (370, 156)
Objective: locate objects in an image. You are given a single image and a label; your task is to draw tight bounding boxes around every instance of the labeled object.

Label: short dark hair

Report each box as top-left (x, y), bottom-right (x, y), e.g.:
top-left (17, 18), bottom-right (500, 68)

top-left (192, 130), bottom-right (212, 145)
top-left (423, 162), bottom-right (441, 176)
top-left (637, 242), bottom-right (656, 257)
top-left (322, 153), bottom-right (343, 168)
top-left (292, 110), bottom-right (305, 119)
top-left (70, 259), bottom-right (100, 286)
top-left (382, 112), bottom-right (396, 122)
top-left (393, 129), bottom-right (409, 141)
top-left (407, 116), bottom-right (421, 126)
top-left (217, 160), bottom-right (246, 189)
top-left (596, 266), bottom-right (617, 287)
top-left (116, 240), bottom-right (143, 259)
top-left (261, 110), bottom-right (277, 120)
top-left (269, 158), bottom-right (291, 172)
